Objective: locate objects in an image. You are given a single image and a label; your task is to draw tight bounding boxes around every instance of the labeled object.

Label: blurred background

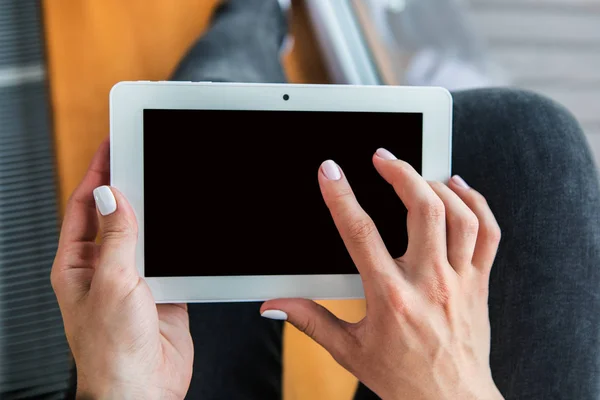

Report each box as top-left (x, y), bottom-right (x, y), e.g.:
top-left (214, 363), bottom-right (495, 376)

top-left (0, 0), bottom-right (598, 399)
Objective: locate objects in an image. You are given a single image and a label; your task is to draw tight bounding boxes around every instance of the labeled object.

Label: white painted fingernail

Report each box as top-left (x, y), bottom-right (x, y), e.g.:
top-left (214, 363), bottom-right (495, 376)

top-left (93, 186), bottom-right (117, 216)
top-left (451, 175), bottom-right (470, 189)
top-left (261, 310), bottom-right (288, 321)
top-left (376, 148), bottom-right (397, 160)
top-left (322, 160), bottom-right (341, 181)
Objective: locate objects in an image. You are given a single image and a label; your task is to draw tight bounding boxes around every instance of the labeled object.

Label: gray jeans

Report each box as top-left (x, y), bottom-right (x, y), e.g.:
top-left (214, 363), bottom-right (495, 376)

top-left (171, 1), bottom-right (600, 399)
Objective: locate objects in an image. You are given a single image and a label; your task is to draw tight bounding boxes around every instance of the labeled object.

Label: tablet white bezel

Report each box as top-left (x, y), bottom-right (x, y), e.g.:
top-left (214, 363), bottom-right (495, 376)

top-left (110, 81), bottom-right (452, 303)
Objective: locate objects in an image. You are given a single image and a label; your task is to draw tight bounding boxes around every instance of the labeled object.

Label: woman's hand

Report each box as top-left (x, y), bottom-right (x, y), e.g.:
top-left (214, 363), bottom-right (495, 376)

top-left (262, 148), bottom-right (504, 400)
top-left (51, 140), bottom-right (193, 400)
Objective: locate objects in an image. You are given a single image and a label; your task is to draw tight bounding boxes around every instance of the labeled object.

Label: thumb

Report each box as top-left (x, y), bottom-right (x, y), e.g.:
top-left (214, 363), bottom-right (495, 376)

top-left (93, 185), bottom-right (139, 284)
top-left (261, 299), bottom-right (354, 363)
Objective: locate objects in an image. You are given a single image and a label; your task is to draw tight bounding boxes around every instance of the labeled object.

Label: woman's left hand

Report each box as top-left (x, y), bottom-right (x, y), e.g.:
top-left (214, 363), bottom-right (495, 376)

top-left (51, 140), bottom-right (193, 400)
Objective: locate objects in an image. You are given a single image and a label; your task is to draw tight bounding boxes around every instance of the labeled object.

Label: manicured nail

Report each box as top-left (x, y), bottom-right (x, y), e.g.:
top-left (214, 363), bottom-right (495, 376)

top-left (322, 160), bottom-right (341, 181)
top-left (93, 186), bottom-right (117, 216)
top-left (451, 175), bottom-right (470, 189)
top-left (261, 310), bottom-right (288, 321)
top-left (376, 148), bottom-right (397, 160)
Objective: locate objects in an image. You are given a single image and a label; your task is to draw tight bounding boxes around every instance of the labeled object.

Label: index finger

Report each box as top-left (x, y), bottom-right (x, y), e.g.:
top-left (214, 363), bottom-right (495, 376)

top-left (319, 160), bottom-right (396, 285)
top-left (58, 138), bottom-right (110, 247)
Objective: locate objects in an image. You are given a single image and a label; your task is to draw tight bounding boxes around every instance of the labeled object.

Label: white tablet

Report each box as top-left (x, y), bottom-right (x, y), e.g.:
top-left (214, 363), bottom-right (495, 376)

top-left (110, 81), bottom-right (452, 303)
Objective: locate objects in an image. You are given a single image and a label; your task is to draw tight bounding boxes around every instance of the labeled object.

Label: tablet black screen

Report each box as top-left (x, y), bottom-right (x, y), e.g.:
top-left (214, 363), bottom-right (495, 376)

top-left (143, 110), bottom-right (422, 276)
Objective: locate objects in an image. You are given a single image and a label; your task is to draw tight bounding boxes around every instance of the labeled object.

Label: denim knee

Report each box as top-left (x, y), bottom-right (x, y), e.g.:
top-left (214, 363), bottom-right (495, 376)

top-left (452, 88), bottom-right (597, 189)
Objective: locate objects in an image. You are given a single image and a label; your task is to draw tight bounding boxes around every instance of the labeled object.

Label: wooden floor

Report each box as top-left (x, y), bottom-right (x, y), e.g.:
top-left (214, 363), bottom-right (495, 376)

top-left (43, 1), bottom-right (362, 400)
top-left (467, 0), bottom-right (600, 167)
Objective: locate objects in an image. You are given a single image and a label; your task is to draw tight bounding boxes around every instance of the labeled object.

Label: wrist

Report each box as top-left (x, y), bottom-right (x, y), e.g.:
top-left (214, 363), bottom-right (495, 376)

top-left (76, 379), bottom-right (181, 400)
top-left (461, 382), bottom-right (505, 400)
top-left (484, 385), bottom-right (504, 400)
top-left (380, 379), bottom-right (504, 400)
top-left (77, 386), bottom-right (180, 400)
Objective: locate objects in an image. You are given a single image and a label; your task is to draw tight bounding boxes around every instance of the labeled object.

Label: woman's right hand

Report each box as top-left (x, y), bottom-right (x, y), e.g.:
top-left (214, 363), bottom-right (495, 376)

top-left (262, 148), bottom-right (504, 400)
